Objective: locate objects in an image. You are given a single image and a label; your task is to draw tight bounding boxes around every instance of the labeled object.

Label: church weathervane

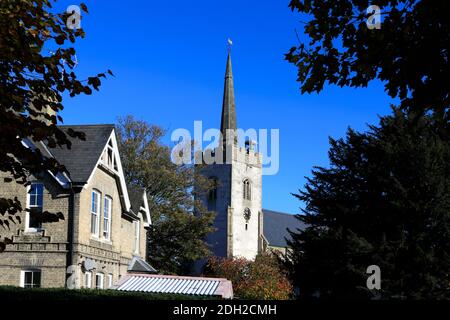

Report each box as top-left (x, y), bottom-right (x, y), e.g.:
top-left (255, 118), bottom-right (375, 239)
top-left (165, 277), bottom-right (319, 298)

top-left (227, 38), bottom-right (233, 53)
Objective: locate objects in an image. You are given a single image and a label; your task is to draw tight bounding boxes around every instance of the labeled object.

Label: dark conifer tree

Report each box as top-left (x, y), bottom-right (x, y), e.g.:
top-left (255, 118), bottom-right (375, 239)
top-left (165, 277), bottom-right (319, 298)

top-left (286, 110), bottom-right (450, 299)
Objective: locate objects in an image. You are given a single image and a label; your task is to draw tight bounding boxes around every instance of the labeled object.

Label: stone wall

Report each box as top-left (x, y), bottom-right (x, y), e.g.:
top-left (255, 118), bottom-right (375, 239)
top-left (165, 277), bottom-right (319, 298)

top-left (230, 145), bottom-right (262, 260)
top-left (196, 144), bottom-right (262, 261)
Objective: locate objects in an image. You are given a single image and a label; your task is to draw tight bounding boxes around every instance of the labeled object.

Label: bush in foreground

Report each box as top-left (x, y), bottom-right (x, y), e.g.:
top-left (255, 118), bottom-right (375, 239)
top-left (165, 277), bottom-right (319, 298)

top-left (204, 253), bottom-right (293, 300)
top-left (0, 286), bottom-right (213, 300)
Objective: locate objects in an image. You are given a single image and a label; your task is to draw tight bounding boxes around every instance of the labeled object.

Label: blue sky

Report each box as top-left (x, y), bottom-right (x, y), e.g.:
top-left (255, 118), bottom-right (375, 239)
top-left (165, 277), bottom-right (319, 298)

top-left (56, 0), bottom-right (394, 214)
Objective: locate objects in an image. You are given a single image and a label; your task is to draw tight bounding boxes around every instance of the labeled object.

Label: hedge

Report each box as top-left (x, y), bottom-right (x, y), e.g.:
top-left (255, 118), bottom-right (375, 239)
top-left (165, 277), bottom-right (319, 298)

top-left (0, 286), bottom-right (215, 300)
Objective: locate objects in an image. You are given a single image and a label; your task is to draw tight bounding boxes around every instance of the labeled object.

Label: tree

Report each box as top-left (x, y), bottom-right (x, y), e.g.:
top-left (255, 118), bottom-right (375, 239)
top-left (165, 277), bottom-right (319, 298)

top-left (116, 116), bottom-right (215, 275)
top-left (285, 110), bottom-right (450, 299)
top-left (0, 0), bottom-right (111, 248)
top-left (204, 253), bottom-right (293, 300)
top-left (286, 0), bottom-right (449, 123)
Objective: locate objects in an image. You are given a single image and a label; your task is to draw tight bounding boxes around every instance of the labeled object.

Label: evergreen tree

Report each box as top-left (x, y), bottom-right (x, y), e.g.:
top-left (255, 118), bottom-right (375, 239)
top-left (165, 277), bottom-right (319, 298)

top-left (286, 110), bottom-right (450, 299)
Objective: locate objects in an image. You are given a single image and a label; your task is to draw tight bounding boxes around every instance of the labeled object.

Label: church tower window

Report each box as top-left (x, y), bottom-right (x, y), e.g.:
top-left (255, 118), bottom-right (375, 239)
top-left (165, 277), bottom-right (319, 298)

top-left (243, 179), bottom-right (251, 200)
top-left (244, 208), bottom-right (251, 231)
top-left (244, 207), bottom-right (251, 221)
top-left (207, 177), bottom-right (218, 210)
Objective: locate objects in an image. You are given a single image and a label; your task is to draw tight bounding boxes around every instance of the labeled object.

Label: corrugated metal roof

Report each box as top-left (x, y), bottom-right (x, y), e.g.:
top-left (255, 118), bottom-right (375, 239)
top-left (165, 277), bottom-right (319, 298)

top-left (115, 274), bottom-right (233, 299)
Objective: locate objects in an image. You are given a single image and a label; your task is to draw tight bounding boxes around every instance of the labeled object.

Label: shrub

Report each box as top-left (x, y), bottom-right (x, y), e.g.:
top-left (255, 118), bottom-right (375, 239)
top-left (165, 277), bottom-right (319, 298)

top-left (204, 253), bottom-right (293, 300)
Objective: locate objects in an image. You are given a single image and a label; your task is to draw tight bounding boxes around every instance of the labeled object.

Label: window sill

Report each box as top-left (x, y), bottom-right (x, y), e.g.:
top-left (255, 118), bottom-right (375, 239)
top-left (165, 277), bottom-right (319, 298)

top-left (90, 236), bottom-right (112, 245)
top-left (24, 228), bottom-right (44, 234)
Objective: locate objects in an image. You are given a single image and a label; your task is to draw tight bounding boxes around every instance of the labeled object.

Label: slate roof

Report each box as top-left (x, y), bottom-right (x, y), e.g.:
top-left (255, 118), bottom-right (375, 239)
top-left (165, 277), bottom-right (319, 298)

top-left (262, 209), bottom-right (307, 248)
top-left (128, 185), bottom-right (146, 216)
top-left (48, 124), bottom-right (114, 183)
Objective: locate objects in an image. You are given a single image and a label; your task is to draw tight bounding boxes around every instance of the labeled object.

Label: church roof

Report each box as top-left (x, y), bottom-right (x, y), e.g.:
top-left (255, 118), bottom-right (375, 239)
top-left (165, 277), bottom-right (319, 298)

top-left (220, 53), bottom-right (237, 144)
top-left (262, 209), bottom-right (307, 248)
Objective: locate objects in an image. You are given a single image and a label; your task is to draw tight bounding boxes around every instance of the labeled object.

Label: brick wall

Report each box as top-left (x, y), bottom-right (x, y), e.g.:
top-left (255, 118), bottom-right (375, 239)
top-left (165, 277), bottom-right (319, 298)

top-left (0, 171), bottom-right (70, 287)
top-left (71, 164), bottom-right (148, 288)
top-left (0, 163), bottom-right (149, 289)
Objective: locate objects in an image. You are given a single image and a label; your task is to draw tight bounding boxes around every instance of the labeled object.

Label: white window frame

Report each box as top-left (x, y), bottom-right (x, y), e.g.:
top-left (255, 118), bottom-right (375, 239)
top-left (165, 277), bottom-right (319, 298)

top-left (25, 183), bottom-right (44, 232)
top-left (103, 196), bottom-right (112, 240)
top-left (91, 190), bottom-right (101, 237)
top-left (85, 271), bottom-right (92, 289)
top-left (95, 273), bottom-right (104, 289)
top-left (20, 270), bottom-right (41, 288)
top-left (133, 220), bottom-right (140, 254)
top-left (107, 274), bottom-right (113, 288)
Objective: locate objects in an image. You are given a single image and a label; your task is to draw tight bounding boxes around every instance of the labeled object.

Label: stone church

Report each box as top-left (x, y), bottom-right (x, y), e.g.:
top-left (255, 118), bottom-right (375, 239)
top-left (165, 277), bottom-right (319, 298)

top-left (197, 52), bottom-right (305, 262)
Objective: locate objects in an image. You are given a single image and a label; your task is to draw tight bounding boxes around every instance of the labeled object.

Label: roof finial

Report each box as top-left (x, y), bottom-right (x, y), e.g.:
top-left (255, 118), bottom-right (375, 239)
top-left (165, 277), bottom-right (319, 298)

top-left (227, 38), bottom-right (233, 53)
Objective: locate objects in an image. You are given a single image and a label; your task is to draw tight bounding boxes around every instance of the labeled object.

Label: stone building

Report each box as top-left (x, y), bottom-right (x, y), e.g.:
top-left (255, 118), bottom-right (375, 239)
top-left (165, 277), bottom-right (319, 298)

top-left (0, 124), bottom-right (152, 289)
top-left (197, 52), bottom-right (305, 262)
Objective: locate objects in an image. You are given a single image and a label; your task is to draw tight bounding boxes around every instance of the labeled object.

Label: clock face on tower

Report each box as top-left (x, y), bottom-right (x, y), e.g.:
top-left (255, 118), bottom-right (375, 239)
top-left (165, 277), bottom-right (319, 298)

top-left (244, 208), bottom-right (251, 222)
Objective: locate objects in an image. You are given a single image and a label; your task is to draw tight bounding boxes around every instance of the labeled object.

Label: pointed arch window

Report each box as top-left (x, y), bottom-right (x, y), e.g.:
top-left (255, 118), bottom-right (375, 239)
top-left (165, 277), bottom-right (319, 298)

top-left (243, 179), bottom-right (251, 200)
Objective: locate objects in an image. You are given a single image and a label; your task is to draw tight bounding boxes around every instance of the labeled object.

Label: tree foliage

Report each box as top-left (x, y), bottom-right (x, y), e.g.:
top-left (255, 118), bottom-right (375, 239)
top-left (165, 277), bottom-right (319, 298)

top-left (287, 0), bottom-right (449, 122)
top-left (286, 110), bottom-right (450, 299)
top-left (205, 253), bottom-right (293, 300)
top-left (0, 0), bottom-right (111, 240)
top-left (116, 116), bottom-right (215, 275)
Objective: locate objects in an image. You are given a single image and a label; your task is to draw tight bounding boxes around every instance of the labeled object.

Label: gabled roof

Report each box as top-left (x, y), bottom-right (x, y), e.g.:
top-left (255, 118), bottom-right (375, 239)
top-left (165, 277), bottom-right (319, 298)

top-left (128, 185), bottom-right (151, 227)
top-left (262, 209), bottom-right (307, 248)
top-left (128, 256), bottom-right (157, 274)
top-left (128, 186), bottom-right (145, 216)
top-left (29, 124), bottom-right (131, 211)
top-left (49, 124), bottom-right (114, 183)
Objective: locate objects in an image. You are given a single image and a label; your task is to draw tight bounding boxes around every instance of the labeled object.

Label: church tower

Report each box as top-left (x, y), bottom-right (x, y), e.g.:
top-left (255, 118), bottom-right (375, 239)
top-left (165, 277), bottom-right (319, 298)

top-left (199, 52), bottom-right (263, 260)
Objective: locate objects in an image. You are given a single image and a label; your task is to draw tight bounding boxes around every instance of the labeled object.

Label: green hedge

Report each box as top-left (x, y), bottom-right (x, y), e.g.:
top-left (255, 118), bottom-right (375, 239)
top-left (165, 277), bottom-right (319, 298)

top-left (0, 286), bottom-right (215, 300)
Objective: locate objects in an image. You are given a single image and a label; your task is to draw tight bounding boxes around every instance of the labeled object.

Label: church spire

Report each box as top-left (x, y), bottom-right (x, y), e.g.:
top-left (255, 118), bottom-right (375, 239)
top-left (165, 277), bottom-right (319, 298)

top-left (220, 52), bottom-right (237, 145)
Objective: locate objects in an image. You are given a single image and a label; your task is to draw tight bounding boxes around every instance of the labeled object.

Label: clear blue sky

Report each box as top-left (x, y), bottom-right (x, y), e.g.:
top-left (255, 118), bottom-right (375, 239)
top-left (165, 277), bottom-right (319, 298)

top-left (57, 0), bottom-right (393, 214)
